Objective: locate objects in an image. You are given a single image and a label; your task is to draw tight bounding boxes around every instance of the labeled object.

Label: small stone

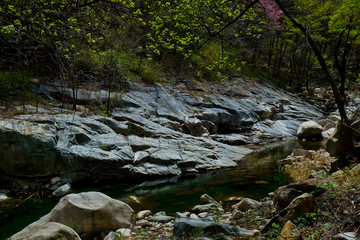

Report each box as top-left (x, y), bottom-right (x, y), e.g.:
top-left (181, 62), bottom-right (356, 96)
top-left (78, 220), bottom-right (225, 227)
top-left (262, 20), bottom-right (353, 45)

top-left (231, 210), bottom-right (244, 220)
top-left (192, 203), bottom-right (217, 213)
top-left (278, 220), bottom-right (300, 240)
top-left (50, 177), bottom-right (61, 185)
top-left (136, 210), bottom-right (152, 219)
top-left (176, 212), bottom-right (188, 218)
top-left (154, 211), bottom-right (166, 216)
top-left (190, 214), bottom-right (199, 219)
top-left (115, 228), bottom-right (131, 238)
top-left (52, 183), bottom-right (71, 197)
top-left (0, 193), bottom-right (8, 201)
top-left (198, 212), bottom-right (208, 218)
top-left (148, 215), bottom-right (175, 223)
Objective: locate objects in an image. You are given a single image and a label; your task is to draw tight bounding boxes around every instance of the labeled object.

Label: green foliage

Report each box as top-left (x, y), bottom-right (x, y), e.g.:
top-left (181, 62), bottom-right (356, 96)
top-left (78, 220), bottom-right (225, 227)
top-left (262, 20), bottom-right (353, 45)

top-left (263, 222), bottom-right (281, 240)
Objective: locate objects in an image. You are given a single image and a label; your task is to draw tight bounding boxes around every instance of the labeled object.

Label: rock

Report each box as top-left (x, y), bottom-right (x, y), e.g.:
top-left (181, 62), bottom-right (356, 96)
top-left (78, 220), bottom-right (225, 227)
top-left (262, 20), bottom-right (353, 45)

top-left (200, 194), bottom-right (222, 208)
top-left (192, 203), bottom-right (217, 213)
top-left (232, 198), bottom-right (261, 211)
top-left (176, 212), bottom-right (188, 218)
top-left (183, 118), bottom-right (209, 136)
top-left (334, 232), bottom-right (358, 240)
top-left (136, 210), bottom-right (152, 219)
top-left (148, 215), bottom-right (175, 223)
top-left (211, 134), bottom-right (249, 145)
top-left (198, 212), bottom-right (208, 218)
top-left (136, 219), bottom-right (152, 227)
top-left (322, 127), bottom-right (335, 139)
top-left (0, 79), bottom-right (323, 182)
top-left (10, 222), bottom-right (81, 240)
top-left (273, 188), bottom-right (304, 211)
top-left (50, 177), bottom-right (61, 185)
top-left (329, 156), bottom-right (349, 173)
top-left (173, 218), bottom-right (259, 240)
top-left (278, 220), bottom-right (300, 240)
top-left (44, 192), bottom-right (135, 234)
top-left (297, 121), bottom-right (323, 140)
top-left (190, 214), bottom-right (199, 219)
top-left (52, 183), bottom-right (71, 197)
top-left (326, 109), bottom-right (360, 155)
top-left (116, 228), bottom-right (132, 238)
top-left (231, 210), bottom-right (245, 220)
top-left (281, 193), bottom-right (316, 224)
top-left (0, 193), bottom-right (8, 201)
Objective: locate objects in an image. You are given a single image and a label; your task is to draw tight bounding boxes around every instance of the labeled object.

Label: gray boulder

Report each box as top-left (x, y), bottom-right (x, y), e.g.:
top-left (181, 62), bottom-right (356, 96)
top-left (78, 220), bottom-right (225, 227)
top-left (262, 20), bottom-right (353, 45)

top-left (232, 198), bottom-right (261, 211)
top-left (43, 192), bottom-right (135, 234)
top-left (10, 222), bottom-right (81, 240)
top-left (297, 121), bottom-right (323, 140)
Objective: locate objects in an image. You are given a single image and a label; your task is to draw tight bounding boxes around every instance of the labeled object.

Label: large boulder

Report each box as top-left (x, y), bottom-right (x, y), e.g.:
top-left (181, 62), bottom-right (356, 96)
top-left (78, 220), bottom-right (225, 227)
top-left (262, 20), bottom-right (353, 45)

top-left (43, 192), bottom-right (135, 234)
top-left (297, 121), bottom-right (323, 140)
top-left (326, 108), bottom-right (360, 156)
top-left (232, 198), bottom-right (261, 211)
top-left (281, 193), bottom-right (316, 224)
top-left (10, 222), bottom-right (81, 240)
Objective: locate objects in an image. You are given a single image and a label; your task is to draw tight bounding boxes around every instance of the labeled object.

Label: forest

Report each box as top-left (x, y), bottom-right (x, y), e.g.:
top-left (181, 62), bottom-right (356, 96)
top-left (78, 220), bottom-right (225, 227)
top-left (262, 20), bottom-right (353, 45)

top-left (1, 0), bottom-right (359, 111)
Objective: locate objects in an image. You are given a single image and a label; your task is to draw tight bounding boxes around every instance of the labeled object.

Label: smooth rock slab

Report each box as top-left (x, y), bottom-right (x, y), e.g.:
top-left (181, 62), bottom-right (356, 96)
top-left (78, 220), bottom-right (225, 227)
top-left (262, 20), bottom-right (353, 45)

top-left (44, 191), bottom-right (135, 234)
top-left (173, 218), bottom-right (258, 240)
top-left (10, 222), bottom-right (81, 240)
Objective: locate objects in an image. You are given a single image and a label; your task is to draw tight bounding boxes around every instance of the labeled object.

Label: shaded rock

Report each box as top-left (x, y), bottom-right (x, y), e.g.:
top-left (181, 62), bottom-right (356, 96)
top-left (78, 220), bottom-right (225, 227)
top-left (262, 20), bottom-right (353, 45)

top-left (232, 198), bottom-right (261, 211)
top-left (10, 222), bottom-right (81, 240)
top-left (273, 188), bottom-right (304, 211)
top-left (281, 193), bottom-right (316, 224)
top-left (200, 194), bottom-right (222, 208)
top-left (50, 177), bottom-right (61, 185)
top-left (231, 209), bottom-right (245, 220)
top-left (44, 192), bottom-right (135, 234)
top-left (52, 183), bottom-right (71, 197)
top-left (278, 220), bottom-right (300, 240)
top-left (297, 121), bottom-right (323, 140)
top-left (286, 178), bottom-right (327, 193)
top-left (334, 232), bottom-right (358, 240)
top-left (183, 118), bottom-right (209, 136)
top-left (326, 108), bottom-right (360, 155)
top-left (329, 156), bottom-right (349, 173)
top-left (173, 218), bottom-right (258, 240)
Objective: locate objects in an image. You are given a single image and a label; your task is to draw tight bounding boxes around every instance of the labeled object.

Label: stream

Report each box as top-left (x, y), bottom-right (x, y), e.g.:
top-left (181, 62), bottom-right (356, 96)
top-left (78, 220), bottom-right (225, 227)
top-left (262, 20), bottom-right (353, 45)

top-left (0, 139), bottom-right (323, 238)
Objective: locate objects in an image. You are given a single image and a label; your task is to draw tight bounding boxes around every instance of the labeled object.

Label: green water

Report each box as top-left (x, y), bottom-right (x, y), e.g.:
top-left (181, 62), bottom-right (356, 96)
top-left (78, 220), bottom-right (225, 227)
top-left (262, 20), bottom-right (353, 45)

top-left (0, 140), bottom-right (301, 237)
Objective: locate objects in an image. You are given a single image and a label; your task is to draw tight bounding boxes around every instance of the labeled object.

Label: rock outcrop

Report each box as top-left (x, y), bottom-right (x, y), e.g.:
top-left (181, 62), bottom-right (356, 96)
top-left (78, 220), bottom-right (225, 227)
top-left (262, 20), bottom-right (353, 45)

top-left (0, 78), bottom-right (323, 181)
